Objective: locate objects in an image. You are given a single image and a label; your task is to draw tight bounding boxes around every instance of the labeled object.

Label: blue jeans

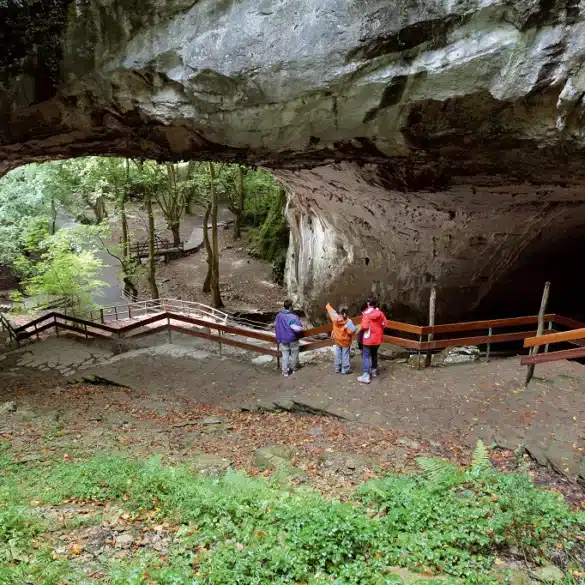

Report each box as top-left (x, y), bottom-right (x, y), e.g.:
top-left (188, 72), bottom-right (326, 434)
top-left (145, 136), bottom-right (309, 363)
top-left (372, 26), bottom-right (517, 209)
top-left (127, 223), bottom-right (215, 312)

top-left (334, 345), bottom-right (351, 373)
top-left (362, 345), bottom-right (379, 375)
top-left (280, 341), bottom-right (300, 373)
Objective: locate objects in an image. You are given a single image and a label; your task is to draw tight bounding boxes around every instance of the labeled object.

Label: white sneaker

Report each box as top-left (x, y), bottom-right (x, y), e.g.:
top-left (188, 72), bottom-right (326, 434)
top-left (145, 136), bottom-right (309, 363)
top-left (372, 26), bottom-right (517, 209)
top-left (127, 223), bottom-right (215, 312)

top-left (357, 374), bottom-right (371, 384)
top-left (282, 371), bottom-right (290, 377)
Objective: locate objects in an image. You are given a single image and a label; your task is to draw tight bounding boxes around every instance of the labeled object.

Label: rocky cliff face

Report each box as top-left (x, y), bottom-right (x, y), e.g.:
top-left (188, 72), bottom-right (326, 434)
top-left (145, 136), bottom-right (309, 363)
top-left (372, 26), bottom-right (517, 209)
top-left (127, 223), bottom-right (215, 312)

top-left (3, 0), bottom-right (585, 321)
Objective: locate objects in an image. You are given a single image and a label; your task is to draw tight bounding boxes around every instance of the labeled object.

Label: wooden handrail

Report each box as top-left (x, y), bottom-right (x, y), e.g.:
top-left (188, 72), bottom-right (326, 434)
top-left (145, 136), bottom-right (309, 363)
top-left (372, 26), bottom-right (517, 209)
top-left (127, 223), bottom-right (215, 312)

top-left (524, 326), bottom-right (585, 348)
top-left (13, 312), bottom-right (57, 333)
top-left (14, 307), bottom-right (585, 370)
top-left (421, 314), bottom-right (555, 335)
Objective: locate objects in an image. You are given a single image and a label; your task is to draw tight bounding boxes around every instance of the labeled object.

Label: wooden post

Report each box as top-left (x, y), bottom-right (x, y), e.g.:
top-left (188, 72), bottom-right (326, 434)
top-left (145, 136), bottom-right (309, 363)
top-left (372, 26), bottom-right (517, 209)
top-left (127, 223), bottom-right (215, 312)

top-left (525, 281), bottom-right (551, 386)
top-left (544, 320), bottom-right (553, 353)
top-left (424, 284), bottom-right (436, 368)
top-left (486, 327), bottom-right (492, 362)
top-left (416, 334), bottom-right (422, 370)
top-left (100, 309), bottom-right (105, 324)
top-left (54, 315), bottom-right (59, 337)
top-left (34, 322), bottom-right (39, 340)
top-left (218, 329), bottom-right (223, 356)
top-left (167, 315), bottom-right (172, 344)
top-left (114, 306), bottom-right (118, 321)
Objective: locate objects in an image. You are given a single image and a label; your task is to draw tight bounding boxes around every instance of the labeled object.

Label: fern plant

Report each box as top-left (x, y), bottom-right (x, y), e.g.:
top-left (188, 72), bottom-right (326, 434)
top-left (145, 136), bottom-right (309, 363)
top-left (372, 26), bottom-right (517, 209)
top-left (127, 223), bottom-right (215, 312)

top-left (416, 440), bottom-right (492, 491)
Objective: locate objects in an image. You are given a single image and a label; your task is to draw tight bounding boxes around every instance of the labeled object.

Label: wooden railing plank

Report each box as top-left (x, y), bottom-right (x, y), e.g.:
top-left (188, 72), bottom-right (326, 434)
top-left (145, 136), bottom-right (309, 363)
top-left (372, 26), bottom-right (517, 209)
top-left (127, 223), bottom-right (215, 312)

top-left (524, 327), bottom-right (585, 348)
top-left (166, 312), bottom-right (276, 342)
top-left (421, 314), bottom-right (555, 335)
top-left (382, 335), bottom-right (422, 350)
top-left (168, 325), bottom-right (280, 356)
top-left (521, 346), bottom-right (585, 365)
top-left (420, 330), bottom-right (547, 351)
top-left (13, 312), bottom-right (56, 333)
top-left (551, 314), bottom-right (585, 330)
top-left (55, 314), bottom-right (118, 334)
top-left (386, 320), bottom-right (424, 335)
top-left (16, 321), bottom-right (55, 340)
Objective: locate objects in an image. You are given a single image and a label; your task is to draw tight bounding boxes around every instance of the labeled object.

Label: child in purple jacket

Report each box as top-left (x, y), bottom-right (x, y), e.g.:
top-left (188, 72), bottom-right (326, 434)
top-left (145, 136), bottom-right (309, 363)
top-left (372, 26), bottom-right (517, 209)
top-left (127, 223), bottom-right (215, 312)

top-left (275, 300), bottom-right (304, 376)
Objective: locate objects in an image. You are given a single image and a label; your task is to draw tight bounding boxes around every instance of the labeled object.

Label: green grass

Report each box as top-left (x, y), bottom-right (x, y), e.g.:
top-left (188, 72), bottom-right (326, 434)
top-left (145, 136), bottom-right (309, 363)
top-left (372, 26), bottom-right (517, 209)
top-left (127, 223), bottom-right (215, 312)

top-left (0, 448), bottom-right (584, 585)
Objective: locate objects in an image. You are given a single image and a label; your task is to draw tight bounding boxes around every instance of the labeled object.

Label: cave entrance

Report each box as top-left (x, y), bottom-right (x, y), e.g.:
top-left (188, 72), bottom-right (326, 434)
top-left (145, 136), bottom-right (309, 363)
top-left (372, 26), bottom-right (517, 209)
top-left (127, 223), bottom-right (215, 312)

top-left (475, 232), bottom-right (585, 324)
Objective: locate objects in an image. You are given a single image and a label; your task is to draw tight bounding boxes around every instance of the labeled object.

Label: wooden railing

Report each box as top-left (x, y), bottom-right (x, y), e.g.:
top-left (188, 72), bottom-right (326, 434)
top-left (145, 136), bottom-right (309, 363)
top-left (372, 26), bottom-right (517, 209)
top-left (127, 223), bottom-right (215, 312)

top-left (10, 309), bottom-right (585, 372)
top-left (130, 235), bottom-right (185, 259)
top-left (522, 319), bottom-right (585, 367)
top-left (0, 311), bottom-right (18, 346)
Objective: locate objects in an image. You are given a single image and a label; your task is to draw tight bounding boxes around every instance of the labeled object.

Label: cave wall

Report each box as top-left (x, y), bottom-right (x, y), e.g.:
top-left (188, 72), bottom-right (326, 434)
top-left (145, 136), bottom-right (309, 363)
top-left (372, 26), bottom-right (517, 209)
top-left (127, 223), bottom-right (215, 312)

top-left (3, 1), bottom-right (585, 321)
top-left (279, 163), bottom-right (585, 322)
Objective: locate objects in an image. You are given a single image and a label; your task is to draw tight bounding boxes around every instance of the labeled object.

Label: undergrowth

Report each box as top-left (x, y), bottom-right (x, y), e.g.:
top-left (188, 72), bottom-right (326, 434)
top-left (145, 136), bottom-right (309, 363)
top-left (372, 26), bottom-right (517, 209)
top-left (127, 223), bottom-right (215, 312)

top-left (0, 443), bottom-right (584, 584)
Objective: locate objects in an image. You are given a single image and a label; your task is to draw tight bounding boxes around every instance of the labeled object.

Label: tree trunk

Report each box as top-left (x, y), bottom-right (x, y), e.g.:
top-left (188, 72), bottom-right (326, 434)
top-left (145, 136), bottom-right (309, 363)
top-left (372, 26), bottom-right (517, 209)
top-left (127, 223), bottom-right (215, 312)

top-left (146, 193), bottom-right (160, 300)
top-left (184, 161), bottom-right (196, 215)
top-left (92, 196), bottom-right (106, 224)
top-left (202, 202), bottom-right (212, 293)
top-left (50, 195), bottom-right (57, 235)
top-left (120, 192), bottom-right (129, 262)
top-left (234, 165), bottom-right (245, 239)
top-left (209, 162), bottom-right (224, 308)
top-left (170, 223), bottom-right (181, 248)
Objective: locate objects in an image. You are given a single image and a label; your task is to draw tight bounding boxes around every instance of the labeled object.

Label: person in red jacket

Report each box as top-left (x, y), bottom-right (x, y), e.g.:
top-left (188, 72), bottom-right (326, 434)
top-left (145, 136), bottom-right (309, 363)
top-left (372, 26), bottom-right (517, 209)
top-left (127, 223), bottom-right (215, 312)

top-left (356, 295), bottom-right (387, 384)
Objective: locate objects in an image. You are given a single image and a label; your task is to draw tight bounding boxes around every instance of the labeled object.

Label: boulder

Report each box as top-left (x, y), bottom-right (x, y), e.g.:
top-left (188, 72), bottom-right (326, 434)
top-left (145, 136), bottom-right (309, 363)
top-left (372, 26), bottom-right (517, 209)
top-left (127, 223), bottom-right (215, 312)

top-left (0, 401), bottom-right (17, 413)
top-left (318, 451), bottom-right (374, 476)
top-left (190, 454), bottom-right (232, 476)
top-left (530, 565), bottom-right (565, 583)
top-left (255, 446), bottom-right (295, 471)
top-left (433, 346), bottom-right (481, 366)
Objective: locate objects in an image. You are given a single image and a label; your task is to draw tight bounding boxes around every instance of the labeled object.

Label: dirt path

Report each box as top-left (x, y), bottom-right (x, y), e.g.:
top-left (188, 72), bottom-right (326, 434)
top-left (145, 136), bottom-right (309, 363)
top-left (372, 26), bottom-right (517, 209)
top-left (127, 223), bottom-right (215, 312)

top-left (114, 201), bottom-right (284, 313)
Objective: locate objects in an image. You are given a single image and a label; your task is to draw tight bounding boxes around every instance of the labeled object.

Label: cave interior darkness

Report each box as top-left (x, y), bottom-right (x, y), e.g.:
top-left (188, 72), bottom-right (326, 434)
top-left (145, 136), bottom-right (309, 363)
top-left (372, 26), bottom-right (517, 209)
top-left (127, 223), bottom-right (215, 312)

top-left (475, 232), bottom-right (585, 324)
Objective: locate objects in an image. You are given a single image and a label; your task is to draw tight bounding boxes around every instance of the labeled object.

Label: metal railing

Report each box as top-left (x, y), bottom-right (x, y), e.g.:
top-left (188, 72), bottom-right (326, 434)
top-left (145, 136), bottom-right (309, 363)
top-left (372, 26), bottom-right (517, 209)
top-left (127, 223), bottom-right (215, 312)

top-left (64, 298), bottom-right (229, 326)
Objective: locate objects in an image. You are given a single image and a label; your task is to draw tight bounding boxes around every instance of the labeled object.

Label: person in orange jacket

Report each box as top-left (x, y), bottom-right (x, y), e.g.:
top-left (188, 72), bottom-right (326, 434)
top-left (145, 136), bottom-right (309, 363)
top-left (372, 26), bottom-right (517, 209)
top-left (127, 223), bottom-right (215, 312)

top-left (356, 295), bottom-right (387, 384)
top-left (326, 303), bottom-right (356, 374)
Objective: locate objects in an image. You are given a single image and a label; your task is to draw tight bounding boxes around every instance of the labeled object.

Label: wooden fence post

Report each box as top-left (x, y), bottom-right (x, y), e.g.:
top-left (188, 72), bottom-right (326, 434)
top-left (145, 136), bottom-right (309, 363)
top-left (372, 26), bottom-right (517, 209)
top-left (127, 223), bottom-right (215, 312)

top-left (100, 309), bottom-right (105, 324)
top-left (424, 284), bottom-right (436, 368)
top-left (544, 320), bottom-right (553, 353)
top-left (525, 281), bottom-right (551, 386)
top-left (167, 315), bottom-right (172, 344)
top-left (486, 327), bottom-right (492, 362)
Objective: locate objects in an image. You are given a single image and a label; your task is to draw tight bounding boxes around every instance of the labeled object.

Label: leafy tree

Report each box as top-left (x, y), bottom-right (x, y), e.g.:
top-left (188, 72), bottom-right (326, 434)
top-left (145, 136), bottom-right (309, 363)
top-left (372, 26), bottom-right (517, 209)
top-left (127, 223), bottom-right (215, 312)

top-left (153, 163), bottom-right (188, 247)
top-left (0, 163), bottom-right (60, 264)
top-left (14, 225), bottom-right (109, 313)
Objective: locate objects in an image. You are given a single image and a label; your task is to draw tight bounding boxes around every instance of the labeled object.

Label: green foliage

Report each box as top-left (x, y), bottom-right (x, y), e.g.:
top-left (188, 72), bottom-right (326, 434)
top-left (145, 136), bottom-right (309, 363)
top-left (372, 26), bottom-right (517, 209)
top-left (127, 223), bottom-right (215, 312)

top-left (0, 164), bottom-right (59, 264)
top-left (249, 186), bottom-right (290, 283)
top-left (1, 453), bottom-right (583, 585)
top-left (14, 225), bottom-right (109, 312)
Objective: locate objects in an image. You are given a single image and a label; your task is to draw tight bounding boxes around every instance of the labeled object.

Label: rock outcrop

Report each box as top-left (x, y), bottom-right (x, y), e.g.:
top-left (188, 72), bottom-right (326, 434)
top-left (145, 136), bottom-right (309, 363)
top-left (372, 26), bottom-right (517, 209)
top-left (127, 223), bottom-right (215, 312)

top-left (3, 0), bottom-right (585, 320)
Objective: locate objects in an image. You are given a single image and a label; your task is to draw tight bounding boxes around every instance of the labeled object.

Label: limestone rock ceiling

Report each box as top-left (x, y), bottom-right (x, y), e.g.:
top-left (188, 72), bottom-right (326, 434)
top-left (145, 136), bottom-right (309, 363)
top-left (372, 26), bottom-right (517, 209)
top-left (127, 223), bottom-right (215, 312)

top-left (2, 0), bottom-right (585, 320)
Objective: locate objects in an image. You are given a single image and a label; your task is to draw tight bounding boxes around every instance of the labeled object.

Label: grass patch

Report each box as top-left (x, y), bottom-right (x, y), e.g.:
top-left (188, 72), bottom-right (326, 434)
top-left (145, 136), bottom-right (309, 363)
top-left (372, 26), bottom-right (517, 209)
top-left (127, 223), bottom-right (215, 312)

top-left (0, 448), bottom-right (584, 584)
